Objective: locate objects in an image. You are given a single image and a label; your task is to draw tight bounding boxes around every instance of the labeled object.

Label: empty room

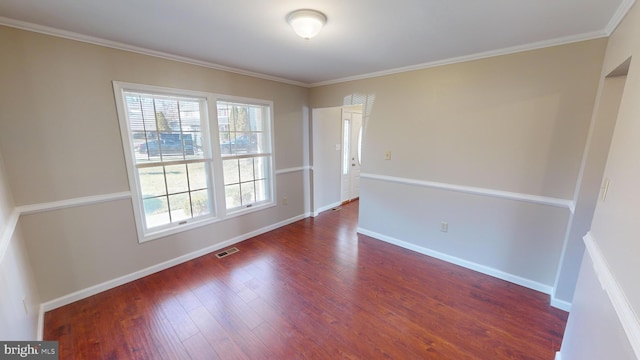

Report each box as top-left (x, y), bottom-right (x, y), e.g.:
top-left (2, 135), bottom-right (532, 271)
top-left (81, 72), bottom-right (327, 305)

top-left (1, 1), bottom-right (639, 359)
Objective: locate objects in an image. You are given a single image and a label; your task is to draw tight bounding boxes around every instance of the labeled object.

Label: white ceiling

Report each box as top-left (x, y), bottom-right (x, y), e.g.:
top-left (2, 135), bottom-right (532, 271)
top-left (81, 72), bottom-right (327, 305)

top-left (0, 0), bottom-right (633, 86)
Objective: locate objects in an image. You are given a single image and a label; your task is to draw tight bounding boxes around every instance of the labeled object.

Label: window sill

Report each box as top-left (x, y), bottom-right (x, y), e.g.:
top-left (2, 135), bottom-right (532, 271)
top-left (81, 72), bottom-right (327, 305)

top-left (138, 201), bottom-right (276, 243)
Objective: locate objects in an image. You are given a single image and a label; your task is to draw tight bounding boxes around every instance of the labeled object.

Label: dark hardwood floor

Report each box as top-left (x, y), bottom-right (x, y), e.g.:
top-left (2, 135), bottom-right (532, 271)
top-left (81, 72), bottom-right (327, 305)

top-left (44, 201), bottom-right (568, 359)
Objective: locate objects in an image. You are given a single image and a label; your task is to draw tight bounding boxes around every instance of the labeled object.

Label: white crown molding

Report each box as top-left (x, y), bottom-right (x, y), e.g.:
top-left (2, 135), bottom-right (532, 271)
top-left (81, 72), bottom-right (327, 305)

top-left (0, 16), bottom-right (309, 88)
top-left (0, 14), bottom-right (623, 89)
top-left (361, 173), bottom-right (575, 212)
top-left (310, 31), bottom-right (608, 87)
top-left (605, 0), bottom-right (637, 35)
top-left (584, 231), bottom-right (640, 359)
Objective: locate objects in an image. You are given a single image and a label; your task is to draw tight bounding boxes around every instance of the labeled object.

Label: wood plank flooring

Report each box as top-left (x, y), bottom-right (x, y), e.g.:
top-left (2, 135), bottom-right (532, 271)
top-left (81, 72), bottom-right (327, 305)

top-left (44, 201), bottom-right (568, 359)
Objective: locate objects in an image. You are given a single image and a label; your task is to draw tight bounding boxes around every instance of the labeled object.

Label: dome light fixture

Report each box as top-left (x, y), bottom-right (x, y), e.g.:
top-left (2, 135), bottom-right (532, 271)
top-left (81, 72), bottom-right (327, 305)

top-left (287, 9), bottom-right (327, 39)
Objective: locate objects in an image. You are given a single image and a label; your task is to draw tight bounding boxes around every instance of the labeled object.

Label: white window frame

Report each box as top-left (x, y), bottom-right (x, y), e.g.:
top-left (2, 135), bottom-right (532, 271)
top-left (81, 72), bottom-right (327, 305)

top-left (113, 81), bottom-right (276, 243)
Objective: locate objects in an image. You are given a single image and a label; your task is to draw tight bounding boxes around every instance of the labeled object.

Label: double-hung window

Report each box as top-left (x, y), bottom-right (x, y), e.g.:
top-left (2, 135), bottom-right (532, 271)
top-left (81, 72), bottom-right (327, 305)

top-left (113, 82), bottom-right (275, 242)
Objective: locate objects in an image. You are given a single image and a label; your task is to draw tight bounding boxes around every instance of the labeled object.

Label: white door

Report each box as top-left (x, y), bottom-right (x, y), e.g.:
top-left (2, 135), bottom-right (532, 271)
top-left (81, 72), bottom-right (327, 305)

top-left (341, 110), bottom-right (362, 202)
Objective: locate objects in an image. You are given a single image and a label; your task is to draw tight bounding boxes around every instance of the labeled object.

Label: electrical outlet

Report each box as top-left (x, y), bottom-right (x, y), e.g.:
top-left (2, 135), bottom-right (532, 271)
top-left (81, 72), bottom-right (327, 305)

top-left (384, 151), bottom-right (392, 160)
top-left (282, 197), bottom-right (288, 205)
top-left (440, 222), bottom-right (448, 233)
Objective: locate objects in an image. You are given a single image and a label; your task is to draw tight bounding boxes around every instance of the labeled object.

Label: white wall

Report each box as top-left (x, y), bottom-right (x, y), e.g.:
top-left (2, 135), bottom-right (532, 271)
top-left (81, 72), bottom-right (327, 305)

top-left (559, 252), bottom-right (635, 359)
top-left (553, 73), bottom-right (626, 303)
top-left (311, 107), bottom-right (343, 214)
top-left (0, 151), bottom-right (41, 340)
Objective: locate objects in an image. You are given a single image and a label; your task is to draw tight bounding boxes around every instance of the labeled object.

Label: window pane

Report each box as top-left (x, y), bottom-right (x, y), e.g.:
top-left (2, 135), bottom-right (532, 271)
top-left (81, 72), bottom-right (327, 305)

top-left (253, 156), bottom-right (267, 180)
top-left (124, 91), bottom-right (212, 227)
top-left (249, 107), bottom-right (263, 131)
top-left (169, 193), bottom-right (191, 221)
top-left (343, 119), bottom-right (350, 175)
top-left (183, 131), bottom-right (202, 160)
top-left (188, 162), bottom-right (208, 191)
top-left (358, 126), bottom-right (363, 165)
top-left (157, 133), bottom-right (182, 160)
top-left (179, 101), bottom-right (201, 129)
top-left (165, 164), bottom-right (189, 194)
top-left (241, 182), bottom-right (255, 204)
top-left (155, 99), bottom-right (179, 130)
top-left (225, 184), bottom-right (241, 209)
top-left (136, 138), bottom-right (162, 162)
top-left (190, 189), bottom-right (210, 217)
top-left (139, 166), bottom-right (167, 198)
top-left (239, 158), bottom-right (254, 183)
top-left (255, 179), bottom-right (267, 202)
top-left (126, 92), bottom-right (206, 165)
top-left (144, 196), bottom-right (169, 228)
top-left (220, 142), bottom-right (232, 155)
top-left (223, 159), bottom-right (240, 185)
top-left (253, 132), bottom-right (266, 154)
top-left (216, 100), bottom-right (271, 211)
top-left (140, 97), bottom-right (158, 131)
top-left (220, 132), bottom-right (257, 155)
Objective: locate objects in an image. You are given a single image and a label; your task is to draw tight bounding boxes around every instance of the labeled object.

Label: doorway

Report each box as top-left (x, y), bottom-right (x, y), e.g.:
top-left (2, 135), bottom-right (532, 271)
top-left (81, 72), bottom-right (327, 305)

top-left (341, 108), bottom-right (362, 203)
top-left (311, 105), bottom-right (363, 216)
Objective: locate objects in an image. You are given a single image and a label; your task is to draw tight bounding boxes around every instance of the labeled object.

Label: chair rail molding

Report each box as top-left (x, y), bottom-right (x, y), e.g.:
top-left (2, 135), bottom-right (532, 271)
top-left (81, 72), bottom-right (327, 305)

top-left (584, 231), bottom-right (640, 358)
top-left (361, 173), bottom-right (575, 212)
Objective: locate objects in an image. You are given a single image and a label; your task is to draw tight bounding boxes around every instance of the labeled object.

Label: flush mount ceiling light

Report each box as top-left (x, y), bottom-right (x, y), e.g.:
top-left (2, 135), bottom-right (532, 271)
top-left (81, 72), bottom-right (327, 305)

top-left (287, 9), bottom-right (327, 39)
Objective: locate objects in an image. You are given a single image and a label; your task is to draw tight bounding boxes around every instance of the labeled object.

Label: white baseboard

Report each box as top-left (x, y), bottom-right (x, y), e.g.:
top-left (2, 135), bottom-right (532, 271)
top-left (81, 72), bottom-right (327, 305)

top-left (312, 201), bottom-right (342, 217)
top-left (39, 213), bottom-right (307, 315)
top-left (37, 305), bottom-right (44, 341)
top-left (555, 351), bottom-right (562, 360)
top-left (357, 227), bottom-right (554, 296)
top-left (550, 297), bottom-right (572, 312)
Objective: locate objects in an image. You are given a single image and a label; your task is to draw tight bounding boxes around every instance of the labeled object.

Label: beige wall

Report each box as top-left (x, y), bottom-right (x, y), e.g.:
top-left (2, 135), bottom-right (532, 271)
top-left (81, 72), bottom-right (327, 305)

top-left (561, 2), bottom-right (640, 359)
top-left (0, 20), bottom-right (615, 326)
top-left (311, 39), bottom-right (607, 297)
top-left (311, 40), bottom-right (606, 199)
top-left (0, 150), bottom-right (41, 340)
top-left (0, 26), bottom-right (307, 206)
top-left (0, 26), bottom-right (309, 302)
top-left (591, 3), bottom-right (640, 314)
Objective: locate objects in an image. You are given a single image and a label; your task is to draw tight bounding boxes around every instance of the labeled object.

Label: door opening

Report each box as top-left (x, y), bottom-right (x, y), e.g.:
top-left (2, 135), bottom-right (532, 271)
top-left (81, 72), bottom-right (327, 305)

top-left (341, 108), bottom-right (362, 203)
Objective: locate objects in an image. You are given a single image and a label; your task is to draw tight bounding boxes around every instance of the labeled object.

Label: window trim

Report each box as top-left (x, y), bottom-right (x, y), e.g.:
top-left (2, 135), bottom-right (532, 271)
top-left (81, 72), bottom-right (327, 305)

top-left (113, 81), bottom-right (276, 243)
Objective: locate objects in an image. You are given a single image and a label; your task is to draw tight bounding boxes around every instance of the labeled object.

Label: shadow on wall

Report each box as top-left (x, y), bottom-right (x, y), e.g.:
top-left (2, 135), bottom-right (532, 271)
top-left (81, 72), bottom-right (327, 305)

top-left (343, 92), bottom-right (376, 170)
top-left (343, 93), bottom-right (376, 130)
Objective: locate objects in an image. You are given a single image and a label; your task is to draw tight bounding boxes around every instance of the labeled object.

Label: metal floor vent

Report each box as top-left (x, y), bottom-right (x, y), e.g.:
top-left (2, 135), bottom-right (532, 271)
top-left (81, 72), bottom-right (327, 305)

top-left (215, 247), bottom-right (239, 259)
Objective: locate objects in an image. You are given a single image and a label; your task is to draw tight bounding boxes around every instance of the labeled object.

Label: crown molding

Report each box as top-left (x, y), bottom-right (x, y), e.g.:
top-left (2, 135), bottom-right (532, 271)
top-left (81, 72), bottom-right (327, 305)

top-left (0, 16), bottom-right (309, 88)
top-left (1, 1), bottom-right (633, 91)
top-left (605, 0), bottom-right (637, 35)
top-left (310, 30), bottom-right (608, 87)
